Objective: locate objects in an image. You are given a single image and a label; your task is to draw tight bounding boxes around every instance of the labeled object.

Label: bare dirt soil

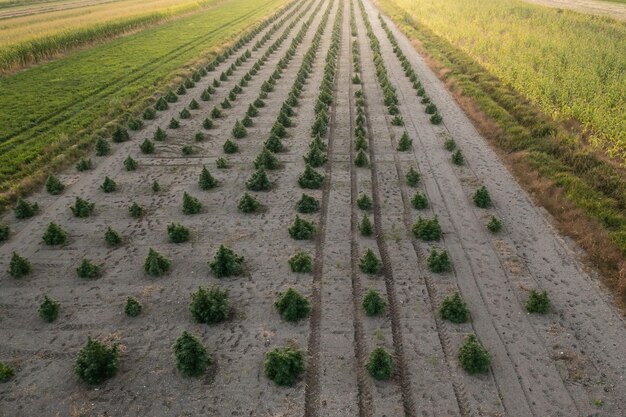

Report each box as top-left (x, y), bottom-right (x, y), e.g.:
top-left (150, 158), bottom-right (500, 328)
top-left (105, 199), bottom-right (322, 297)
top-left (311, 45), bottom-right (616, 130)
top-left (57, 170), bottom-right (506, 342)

top-left (1, 0), bottom-right (625, 416)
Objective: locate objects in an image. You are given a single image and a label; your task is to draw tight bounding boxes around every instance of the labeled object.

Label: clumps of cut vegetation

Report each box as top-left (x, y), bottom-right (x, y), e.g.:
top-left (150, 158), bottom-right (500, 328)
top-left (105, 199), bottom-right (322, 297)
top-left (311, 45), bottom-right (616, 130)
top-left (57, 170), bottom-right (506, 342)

top-left (357, 194), bottom-right (372, 210)
top-left (0, 362), bottom-right (14, 383)
top-left (246, 168), bottom-right (271, 191)
top-left (406, 167), bottom-right (420, 187)
top-left (70, 197), bottom-right (95, 218)
top-left (42, 222), bottom-right (68, 245)
top-left (140, 139), bottom-right (155, 154)
top-left (95, 138), bottom-right (111, 156)
top-left (359, 214), bottom-right (374, 236)
top-left (128, 202), bottom-right (144, 218)
top-left (360, 249), bottom-right (382, 274)
top-left (363, 289), bottom-right (387, 316)
top-left (14, 198), bottom-right (38, 219)
top-left (173, 331), bottom-right (211, 377)
top-left (216, 158), bottom-right (229, 169)
top-left (288, 216), bottom-right (316, 240)
top-left (74, 337), bottom-right (119, 385)
top-left (76, 158), bottom-right (92, 171)
top-left (167, 223), bottom-right (190, 243)
top-left (264, 346), bottom-right (305, 386)
top-left (238, 193), bottom-right (261, 213)
top-left (199, 166), bottom-right (218, 190)
top-left (182, 192), bottom-right (202, 214)
top-left (275, 288), bottom-right (310, 322)
top-left (452, 150), bottom-right (464, 166)
top-left (486, 216), bottom-right (502, 233)
top-left (298, 164), bottom-right (324, 189)
top-left (209, 245), bottom-right (244, 278)
top-left (8, 252), bottom-right (31, 278)
top-left (223, 139), bottom-right (239, 154)
top-left (112, 126), bottom-right (129, 143)
top-left (427, 248), bottom-right (451, 273)
top-left (254, 148), bottom-right (280, 170)
top-left (39, 295), bottom-right (60, 323)
top-left (124, 156), bottom-right (138, 171)
top-left (125, 297), bottom-right (142, 317)
top-left (473, 186), bottom-right (492, 208)
top-left (458, 334), bottom-right (491, 374)
top-left (101, 176), bottom-right (116, 193)
top-left (439, 292), bottom-right (469, 323)
top-left (76, 258), bottom-right (101, 279)
top-left (289, 251), bottom-right (313, 273)
top-left (104, 226), bottom-right (122, 246)
top-left (354, 149), bottom-right (369, 167)
top-left (144, 248), bottom-right (171, 277)
top-left (397, 132), bottom-right (412, 151)
top-left (411, 192), bottom-right (428, 209)
top-left (190, 286), bottom-right (230, 324)
top-left (366, 347), bottom-right (393, 380)
top-left (296, 194), bottom-right (319, 213)
top-left (412, 216), bottom-right (441, 241)
top-left (45, 175), bottom-right (65, 195)
top-left (525, 289), bottom-right (550, 314)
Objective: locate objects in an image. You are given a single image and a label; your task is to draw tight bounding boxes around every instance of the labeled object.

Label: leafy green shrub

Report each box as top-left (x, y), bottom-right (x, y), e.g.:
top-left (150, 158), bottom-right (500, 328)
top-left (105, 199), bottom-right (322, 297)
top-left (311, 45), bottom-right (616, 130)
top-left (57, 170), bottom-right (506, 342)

top-left (153, 127), bottom-right (167, 142)
top-left (430, 113), bottom-right (442, 125)
top-left (254, 148), bottom-right (279, 170)
top-left (354, 149), bottom-right (369, 167)
top-left (444, 138), bottom-right (456, 151)
top-left (74, 337), bottom-right (119, 384)
top-left (296, 194), bottom-right (319, 213)
top-left (76, 158), bottom-right (92, 171)
top-left (8, 252), bottom-right (31, 278)
top-left (238, 193), bottom-right (261, 213)
top-left (271, 121), bottom-right (286, 138)
top-left (0, 224), bottom-right (9, 242)
top-left (209, 245), bottom-right (244, 278)
top-left (223, 139), bottom-right (239, 154)
top-left (288, 216), bottom-right (316, 240)
top-left (275, 288), bottom-right (310, 322)
top-left (246, 168), bottom-right (271, 191)
top-left (452, 150), bottom-right (464, 166)
top-left (167, 223), bottom-right (190, 243)
top-left (363, 289), bottom-right (386, 316)
top-left (216, 157), bottom-right (229, 169)
top-left (95, 138), bottom-right (111, 156)
top-left (42, 222), bottom-right (67, 245)
top-left (265, 134), bottom-right (284, 153)
top-left (264, 346), bottom-right (305, 386)
top-left (144, 248), bottom-right (171, 277)
top-left (359, 249), bottom-right (382, 274)
top-left (104, 226), bottom-right (122, 246)
top-left (0, 362), bottom-right (14, 383)
top-left (427, 248), bottom-right (451, 273)
top-left (122, 156), bottom-right (137, 171)
top-left (179, 108), bottom-right (191, 120)
top-left (242, 115), bottom-right (253, 128)
top-left (298, 164), bottom-right (324, 189)
top-left (211, 107), bottom-right (222, 119)
top-left (151, 180), bottom-right (161, 193)
top-left (304, 146), bottom-right (327, 168)
top-left (411, 192), bottom-right (428, 209)
top-left (39, 295), bottom-right (60, 322)
top-left (412, 216), bottom-right (441, 241)
top-left (181, 145), bottom-right (194, 156)
top-left (458, 335), bottom-right (490, 374)
top-left (182, 192), bottom-right (202, 214)
top-left (112, 126), bottom-right (129, 143)
top-left (189, 99), bottom-right (199, 110)
top-left (486, 216), bottom-right (502, 233)
top-left (247, 104), bottom-right (259, 117)
top-left (70, 197), bottom-right (95, 218)
top-left (473, 186), bottom-right (492, 208)
top-left (391, 115), bottom-right (404, 126)
top-left (101, 176), bottom-right (116, 193)
top-left (288, 251), bottom-right (313, 273)
top-left (198, 166), bottom-right (218, 190)
top-left (128, 202), bottom-right (144, 218)
top-left (76, 258), bottom-right (100, 279)
top-left (176, 85), bottom-right (186, 95)
top-left (44, 174), bottom-right (65, 195)
top-left (189, 286), bottom-right (230, 324)
top-left (140, 139), bottom-right (155, 154)
top-left (254, 98), bottom-right (265, 108)
top-left (124, 297), bottom-right (142, 317)
top-left (14, 198), bottom-right (38, 219)
top-left (128, 118), bottom-right (143, 131)
top-left (143, 107), bottom-right (156, 119)
top-left (203, 118), bottom-right (213, 129)
top-left (406, 168), bottom-right (420, 187)
top-left (525, 289), bottom-right (550, 314)
top-left (154, 97), bottom-right (168, 111)
top-left (221, 98), bottom-right (232, 109)
top-left (425, 103), bottom-right (437, 114)
top-left (397, 132), bottom-right (412, 151)
top-left (194, 132), bottom-right (204, 142)
top-left (366, 347), bottom-right (393, 380)
top-left (357, 194), bottom-right (372, 210)
top-left (359, 214), bottom-right (374, 236)
top-left (165, 90), bottom-right (178, 102)
top-left (169, 118), bottom-right (180, 129)
top-left (439, 292), bottom-right (469, 323)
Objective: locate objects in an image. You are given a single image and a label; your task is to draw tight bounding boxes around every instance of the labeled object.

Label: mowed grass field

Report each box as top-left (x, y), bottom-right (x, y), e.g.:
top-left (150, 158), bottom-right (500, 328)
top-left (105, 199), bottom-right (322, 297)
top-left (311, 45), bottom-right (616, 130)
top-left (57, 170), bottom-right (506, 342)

top-left (379, 0), bottom-right (626, 159)
top-left (0, 0), bottom-right (222, 72)
top-left (0, 0), bottom-right (288, 206)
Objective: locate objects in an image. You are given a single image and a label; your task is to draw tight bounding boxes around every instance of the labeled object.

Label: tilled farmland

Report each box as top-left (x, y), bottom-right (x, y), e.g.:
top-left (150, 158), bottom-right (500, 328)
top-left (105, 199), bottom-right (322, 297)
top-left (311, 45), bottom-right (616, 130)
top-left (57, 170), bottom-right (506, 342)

top-left (1, 0), bottom-right (625, 416)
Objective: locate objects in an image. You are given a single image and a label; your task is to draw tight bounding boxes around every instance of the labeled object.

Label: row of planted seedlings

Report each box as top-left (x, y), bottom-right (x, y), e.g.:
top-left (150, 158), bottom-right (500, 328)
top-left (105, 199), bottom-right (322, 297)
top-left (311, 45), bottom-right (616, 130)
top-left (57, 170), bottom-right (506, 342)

top-left (376, 7), bottom-right (552, 323)
top-left (0, 0), bottom-right (321, 387)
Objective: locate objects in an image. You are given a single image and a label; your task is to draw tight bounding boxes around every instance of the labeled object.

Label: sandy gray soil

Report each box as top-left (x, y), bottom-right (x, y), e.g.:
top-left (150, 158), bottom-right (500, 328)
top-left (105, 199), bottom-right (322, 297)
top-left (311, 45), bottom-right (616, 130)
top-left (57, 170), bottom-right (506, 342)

top-left (1, 0), bottom-right (626, 416)
top-left (521, 0), bottom-right (626, 21)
